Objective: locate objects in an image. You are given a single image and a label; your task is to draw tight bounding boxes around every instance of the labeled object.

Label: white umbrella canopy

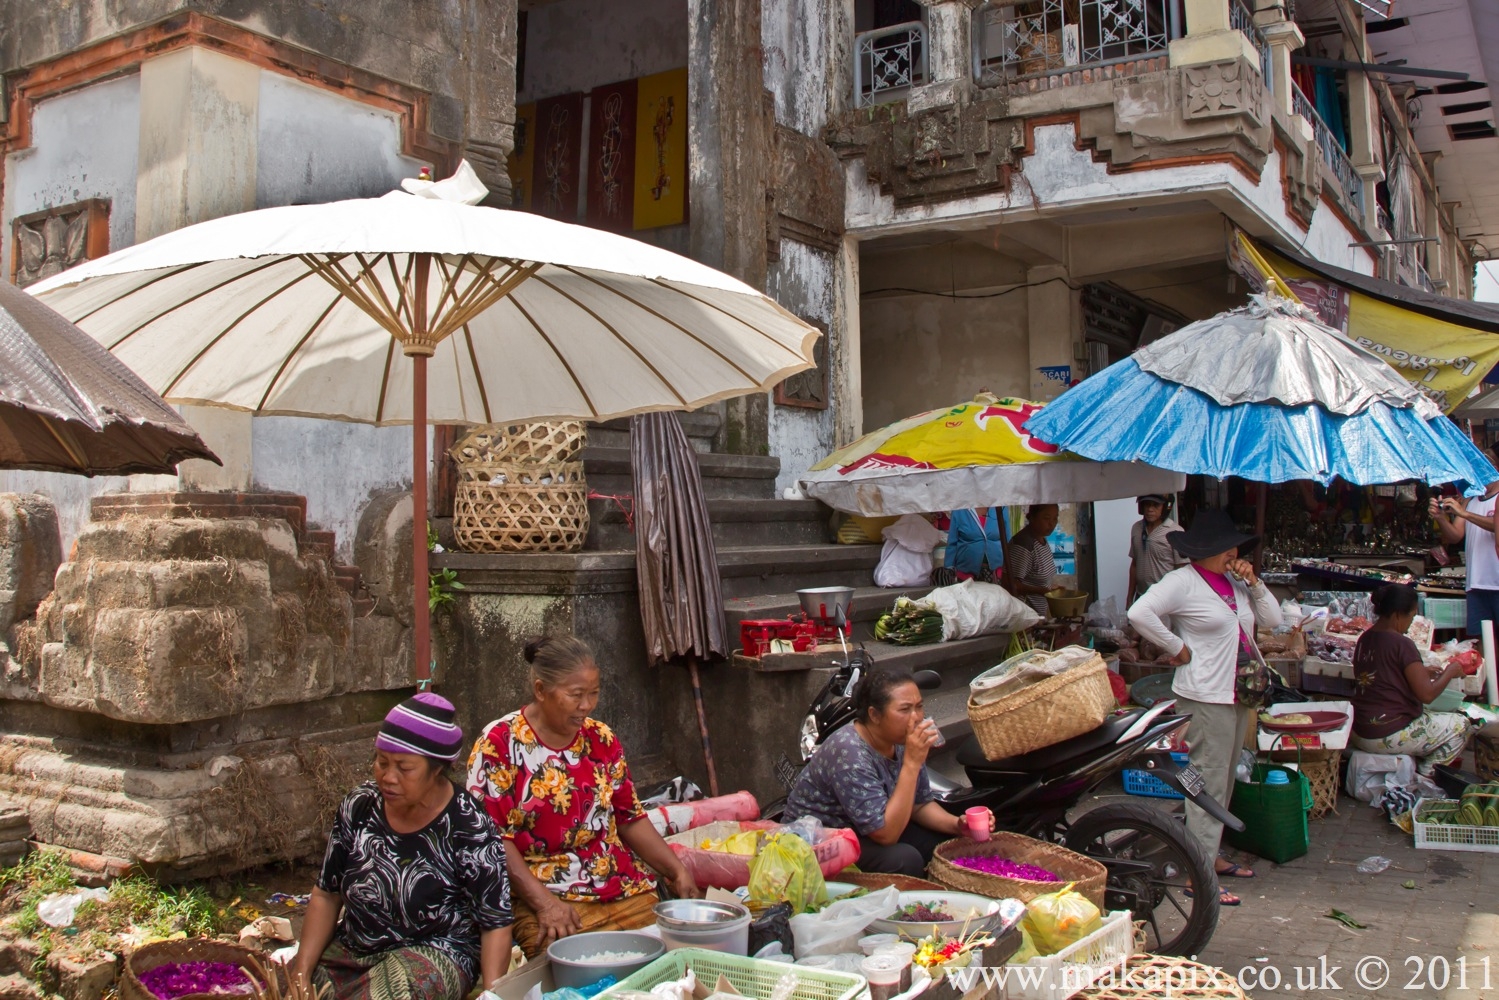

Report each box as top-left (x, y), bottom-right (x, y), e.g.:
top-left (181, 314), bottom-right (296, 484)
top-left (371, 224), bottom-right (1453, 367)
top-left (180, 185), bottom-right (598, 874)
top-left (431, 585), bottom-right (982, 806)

top-left (27, 194), bottom-right (817, 425)
top-left (27, 178), bottom-right (821, 683)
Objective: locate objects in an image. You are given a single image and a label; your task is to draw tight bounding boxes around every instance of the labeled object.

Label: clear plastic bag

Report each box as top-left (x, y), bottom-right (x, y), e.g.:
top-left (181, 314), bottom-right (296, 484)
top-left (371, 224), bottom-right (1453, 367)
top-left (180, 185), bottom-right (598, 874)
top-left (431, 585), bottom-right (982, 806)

top-left (789, 886), bottom-right (899, 958)
top-left (1022, 883), bottom-right (1101, 956)
top-left (1085, 597), bottom-right (1124, 629)
top-left (748, 833), bottom-right (828, 914)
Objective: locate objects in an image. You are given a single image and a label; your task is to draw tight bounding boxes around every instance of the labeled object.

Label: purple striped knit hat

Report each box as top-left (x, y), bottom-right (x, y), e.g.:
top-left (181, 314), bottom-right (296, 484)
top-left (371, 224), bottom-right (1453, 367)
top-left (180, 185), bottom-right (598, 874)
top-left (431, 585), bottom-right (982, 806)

top-left (375, 692), bottom-right (464, 761)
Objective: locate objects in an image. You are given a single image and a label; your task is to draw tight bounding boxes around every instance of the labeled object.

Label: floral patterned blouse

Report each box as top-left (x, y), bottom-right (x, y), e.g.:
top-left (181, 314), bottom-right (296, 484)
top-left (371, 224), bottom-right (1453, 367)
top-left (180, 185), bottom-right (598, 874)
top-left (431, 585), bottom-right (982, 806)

top-left (466, 710), bottom-right (655, 902)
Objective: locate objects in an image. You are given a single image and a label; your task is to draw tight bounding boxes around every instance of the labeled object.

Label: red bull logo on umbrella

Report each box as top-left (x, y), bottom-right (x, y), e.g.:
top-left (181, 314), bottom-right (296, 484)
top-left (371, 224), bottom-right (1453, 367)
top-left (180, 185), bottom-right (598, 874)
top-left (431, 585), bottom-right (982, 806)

top-left (972, 399), bottom-right (1060, 455)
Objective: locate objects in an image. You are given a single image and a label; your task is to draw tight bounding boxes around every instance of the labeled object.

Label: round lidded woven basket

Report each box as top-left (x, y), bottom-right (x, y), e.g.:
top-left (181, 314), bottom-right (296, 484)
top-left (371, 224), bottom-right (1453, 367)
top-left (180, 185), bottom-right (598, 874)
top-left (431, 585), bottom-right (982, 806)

top-left (121, 939), bottom-right (283, 1000)
top-left (1476, 724), bottom-right (1499, 782)
top-left (968, 649), bottom-right (1115, 761)
top-left (450, 422), bottom-right (590, 554)
top-left (928, 833), bottom-right (1107, 909)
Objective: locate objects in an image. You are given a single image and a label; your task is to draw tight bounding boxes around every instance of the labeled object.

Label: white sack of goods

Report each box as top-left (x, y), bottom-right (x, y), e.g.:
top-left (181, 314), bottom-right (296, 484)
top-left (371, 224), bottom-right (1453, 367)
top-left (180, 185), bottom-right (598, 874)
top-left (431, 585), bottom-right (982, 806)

top-left (926, 579), bottom-right (1042, 641)
top-left (969, 645), bottom-right (1100, 705)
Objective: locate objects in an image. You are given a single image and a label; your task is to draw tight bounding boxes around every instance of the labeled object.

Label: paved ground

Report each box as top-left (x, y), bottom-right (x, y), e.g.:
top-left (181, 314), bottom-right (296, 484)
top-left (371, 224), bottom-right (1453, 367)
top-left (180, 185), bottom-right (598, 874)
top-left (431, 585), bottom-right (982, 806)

top-left (931, 750), bottom-right (1499, 999)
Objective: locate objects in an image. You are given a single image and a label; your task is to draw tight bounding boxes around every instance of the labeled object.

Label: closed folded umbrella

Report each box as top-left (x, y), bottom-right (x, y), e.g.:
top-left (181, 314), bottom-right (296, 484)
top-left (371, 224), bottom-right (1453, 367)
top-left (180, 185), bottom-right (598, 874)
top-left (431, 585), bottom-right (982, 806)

top-left (0, 279), bottom-right (217, 475)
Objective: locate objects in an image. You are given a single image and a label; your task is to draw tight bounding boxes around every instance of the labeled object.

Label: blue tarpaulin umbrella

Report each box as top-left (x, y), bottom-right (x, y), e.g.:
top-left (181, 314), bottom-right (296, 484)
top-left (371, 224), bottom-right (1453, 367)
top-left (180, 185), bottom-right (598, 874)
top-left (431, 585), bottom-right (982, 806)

top-left (1025, 297), bottom-right (1498, 494)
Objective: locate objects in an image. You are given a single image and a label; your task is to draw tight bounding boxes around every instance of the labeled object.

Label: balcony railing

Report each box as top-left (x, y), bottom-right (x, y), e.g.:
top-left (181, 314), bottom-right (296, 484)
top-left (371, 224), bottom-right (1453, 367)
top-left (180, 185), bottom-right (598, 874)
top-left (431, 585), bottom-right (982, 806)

top-left (976, 0), bottom-right (1178, 84)
top-left (855, 21), bottom-right (928, 107)
top-left (1293, 83), bottom-right (1364, 213)
top-left (1229, 0), bottom-right (1273, 93)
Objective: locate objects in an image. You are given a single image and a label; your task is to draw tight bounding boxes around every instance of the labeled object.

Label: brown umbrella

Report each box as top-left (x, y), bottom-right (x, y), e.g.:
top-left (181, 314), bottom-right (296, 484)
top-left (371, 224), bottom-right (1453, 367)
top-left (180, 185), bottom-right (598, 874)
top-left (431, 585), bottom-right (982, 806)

top-left (0, 281), bottom-right (218, 475)
top-left (631, 411), bottom-right (728, 795)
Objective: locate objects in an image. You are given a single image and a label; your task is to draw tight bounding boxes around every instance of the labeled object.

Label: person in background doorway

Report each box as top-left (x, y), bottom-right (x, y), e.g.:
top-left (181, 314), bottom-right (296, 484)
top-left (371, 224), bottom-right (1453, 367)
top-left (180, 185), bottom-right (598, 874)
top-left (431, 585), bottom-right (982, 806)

top-left (1428, 464), bottom-right (1499, 637)
top-left (1007, 504), bottom-right (1060, 615)
top-left (1128, 495), bottom-right (1187, 604)
top-left (931, 507), bottom-right (1004, 587)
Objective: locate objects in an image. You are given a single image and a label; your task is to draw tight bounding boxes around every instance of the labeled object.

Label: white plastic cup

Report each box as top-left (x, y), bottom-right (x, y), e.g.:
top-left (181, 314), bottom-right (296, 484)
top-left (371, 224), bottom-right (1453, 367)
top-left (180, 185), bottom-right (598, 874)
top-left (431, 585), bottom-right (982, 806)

top-left (862, 954), bottom-right (904, 1000)
top-left (874, 942), bottom-right (916, 992)
top-left (923, 717), bottom-right (946, 748)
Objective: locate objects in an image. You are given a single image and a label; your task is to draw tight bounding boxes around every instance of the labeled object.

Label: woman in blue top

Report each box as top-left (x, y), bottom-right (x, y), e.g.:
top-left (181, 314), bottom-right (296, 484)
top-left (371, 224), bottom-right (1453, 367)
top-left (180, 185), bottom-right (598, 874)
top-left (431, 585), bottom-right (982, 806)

top-left (933, 507), bottom-right (1004, 586)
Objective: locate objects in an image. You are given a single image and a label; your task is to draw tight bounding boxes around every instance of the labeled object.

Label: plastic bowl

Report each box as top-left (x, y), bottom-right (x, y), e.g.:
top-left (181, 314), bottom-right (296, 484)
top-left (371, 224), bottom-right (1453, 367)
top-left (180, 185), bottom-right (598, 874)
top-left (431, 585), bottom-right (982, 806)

top-left (546, 931), bottom-right (665, 989)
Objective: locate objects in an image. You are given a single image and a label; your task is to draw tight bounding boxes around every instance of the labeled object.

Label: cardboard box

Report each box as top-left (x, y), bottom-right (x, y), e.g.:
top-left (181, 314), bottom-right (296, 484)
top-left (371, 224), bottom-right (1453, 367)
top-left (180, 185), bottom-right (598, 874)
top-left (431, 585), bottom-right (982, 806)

top-left (487, 958), bottom-right (555, 1000)
top-left (1301, 656), bottom-right (1354, 680)
top-left (1257, 699), bottom-right (1353, 751)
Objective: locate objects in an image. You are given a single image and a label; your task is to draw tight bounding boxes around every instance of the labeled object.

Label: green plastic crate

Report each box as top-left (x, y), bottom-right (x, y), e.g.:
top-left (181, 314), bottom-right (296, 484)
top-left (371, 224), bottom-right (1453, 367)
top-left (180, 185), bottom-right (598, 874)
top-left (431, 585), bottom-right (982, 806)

top-left (600, 949), bottom-right (865, 1000)
top-left (1420, 596), bottom-right (1466, 631)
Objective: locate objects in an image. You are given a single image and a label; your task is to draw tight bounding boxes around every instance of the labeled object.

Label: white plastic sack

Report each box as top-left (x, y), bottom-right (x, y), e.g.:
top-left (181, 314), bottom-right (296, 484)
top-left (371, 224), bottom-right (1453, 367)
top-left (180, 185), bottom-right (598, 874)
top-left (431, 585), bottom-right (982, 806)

top-left (926, 580), bottom-right (1042, 641)
top-left (875, 516), bottom-right (944, 588)
top-left (789, 886), bottom-right (899, 958)
top-left (36, 887), bottom-right (108, 928)
top-left (1345, 751), bottom-right (1442, 806)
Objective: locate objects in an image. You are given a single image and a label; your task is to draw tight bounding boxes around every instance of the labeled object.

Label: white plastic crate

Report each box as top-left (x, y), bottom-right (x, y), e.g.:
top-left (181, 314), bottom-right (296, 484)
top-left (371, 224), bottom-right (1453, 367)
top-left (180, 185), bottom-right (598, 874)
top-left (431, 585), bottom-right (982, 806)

top-left (1003, 910), bottom-right (1134, 1000)
top-left (1419, 596), bottom-right (1466, 631)
top-left (1412, 798), bottom-right (1499, 854)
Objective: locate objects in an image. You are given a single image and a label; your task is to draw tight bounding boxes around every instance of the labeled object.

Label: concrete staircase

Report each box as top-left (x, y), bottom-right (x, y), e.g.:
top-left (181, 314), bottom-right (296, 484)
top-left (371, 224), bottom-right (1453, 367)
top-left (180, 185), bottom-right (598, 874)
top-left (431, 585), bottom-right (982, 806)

top-left (584, 414), bottom-right (1003, 758)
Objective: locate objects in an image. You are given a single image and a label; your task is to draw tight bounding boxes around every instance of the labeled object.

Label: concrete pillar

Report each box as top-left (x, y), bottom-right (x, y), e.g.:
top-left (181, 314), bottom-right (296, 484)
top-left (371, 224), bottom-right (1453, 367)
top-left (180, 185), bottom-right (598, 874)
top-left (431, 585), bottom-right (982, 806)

top-left (1169, 0), bottom-right (1258, 68)
top-left (1026, 265), bottom-right (1078, 402)
top-left (462, 0), bottom-right (519, 205)
top-left (690, 0), bottom-right (773, 454)
top-left (1258, 19), bottom-right (1303, 118)
top-left (834, 235), bottom-right (864, 444)
top-left (135, 47), bottom-right (259, 243)
top-left (910, 0), bottom-right (982, 110)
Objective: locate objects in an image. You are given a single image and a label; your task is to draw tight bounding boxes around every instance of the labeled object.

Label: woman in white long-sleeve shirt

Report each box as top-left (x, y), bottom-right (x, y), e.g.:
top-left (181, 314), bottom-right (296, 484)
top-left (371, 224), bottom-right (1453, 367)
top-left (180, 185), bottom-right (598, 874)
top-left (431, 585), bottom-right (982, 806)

top-left (1127, 510), bottom-right (1281, 907)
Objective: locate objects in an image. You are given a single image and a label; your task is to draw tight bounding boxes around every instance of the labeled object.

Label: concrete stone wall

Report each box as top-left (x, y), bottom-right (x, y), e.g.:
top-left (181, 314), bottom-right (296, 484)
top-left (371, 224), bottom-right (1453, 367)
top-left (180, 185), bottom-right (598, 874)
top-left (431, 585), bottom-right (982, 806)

top-left (518, 0), bottom-right (689, 104)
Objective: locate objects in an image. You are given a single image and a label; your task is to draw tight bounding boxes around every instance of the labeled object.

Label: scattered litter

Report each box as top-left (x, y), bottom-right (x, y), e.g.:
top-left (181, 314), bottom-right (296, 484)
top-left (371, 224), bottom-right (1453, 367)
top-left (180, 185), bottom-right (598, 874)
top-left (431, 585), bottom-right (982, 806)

top-left (265, 893), bottom-right (310, 908)
top-left (1326, 909), bottom-right (1367, 930)
top-left (1356, 856), bottom-right (1393, 874)
top-left (1402, 880), bottom-right (1418, 890)
top-left (37, 888), bottom-right (109, 928)
top-left (239, 916), bottom-right (295, 945)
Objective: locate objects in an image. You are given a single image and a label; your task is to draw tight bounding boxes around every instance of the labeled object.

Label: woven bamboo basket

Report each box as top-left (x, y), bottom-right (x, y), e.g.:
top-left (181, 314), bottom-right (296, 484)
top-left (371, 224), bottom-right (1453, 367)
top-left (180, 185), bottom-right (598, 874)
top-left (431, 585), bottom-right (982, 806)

top-left (450, 420), bottom-right (590, 554)
top-left (1304, 750), bottom-right (1342, 820)
top-left (121, 939), bottom-right (284, 1000)
top-left (928, 834), bottom-right (1107, 909)
top-left (838, 871), bottom-right (946, 893)
top-left (1079, 954), bottom-right (1248, 999)
top-left (968, 650), bottom-right (1115, 760)
top-left (1476, 724), bottom-right (1499, 782)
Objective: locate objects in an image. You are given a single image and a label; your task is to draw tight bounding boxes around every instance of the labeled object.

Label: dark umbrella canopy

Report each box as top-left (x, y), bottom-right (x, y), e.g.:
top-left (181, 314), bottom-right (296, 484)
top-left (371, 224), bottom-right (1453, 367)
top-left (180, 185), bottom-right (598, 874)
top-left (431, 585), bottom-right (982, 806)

top-left (0, 281), bottom-right (218, 475)
top-left (631, 412), bottom-right (728, 664)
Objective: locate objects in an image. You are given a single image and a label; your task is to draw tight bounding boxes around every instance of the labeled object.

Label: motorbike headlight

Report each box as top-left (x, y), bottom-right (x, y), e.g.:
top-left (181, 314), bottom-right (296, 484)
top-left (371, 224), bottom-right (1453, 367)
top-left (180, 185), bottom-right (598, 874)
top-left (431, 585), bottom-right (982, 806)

top-left (799, 715), bottom-right (819, 761)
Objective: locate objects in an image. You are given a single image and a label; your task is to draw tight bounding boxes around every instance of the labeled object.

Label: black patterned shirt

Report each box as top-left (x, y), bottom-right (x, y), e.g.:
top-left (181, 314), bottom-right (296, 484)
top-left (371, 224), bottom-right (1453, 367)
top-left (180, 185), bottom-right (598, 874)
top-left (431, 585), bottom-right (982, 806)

top-left (317, 781), bottom-right (512, 983)
top-left (783, 725), bottom-right (934, 835)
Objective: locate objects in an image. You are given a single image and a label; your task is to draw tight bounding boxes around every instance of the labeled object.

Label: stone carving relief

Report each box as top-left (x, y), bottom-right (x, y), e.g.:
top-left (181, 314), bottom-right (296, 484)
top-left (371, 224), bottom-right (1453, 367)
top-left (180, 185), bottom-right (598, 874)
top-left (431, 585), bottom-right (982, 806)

top-left (826, 95), bottom-right (1025, 207)
top-left (11, 200), bottom-right (109, 288)
top-left (1183, 60), bottom-right (1266, 126)
top-left (775, 323), bottom-right (829, 410)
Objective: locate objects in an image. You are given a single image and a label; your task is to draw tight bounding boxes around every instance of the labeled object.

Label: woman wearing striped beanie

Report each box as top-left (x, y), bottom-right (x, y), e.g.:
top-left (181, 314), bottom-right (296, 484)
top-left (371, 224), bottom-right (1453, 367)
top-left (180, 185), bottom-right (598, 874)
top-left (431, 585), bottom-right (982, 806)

top-left (291, 693), bottom-right (514, 1000)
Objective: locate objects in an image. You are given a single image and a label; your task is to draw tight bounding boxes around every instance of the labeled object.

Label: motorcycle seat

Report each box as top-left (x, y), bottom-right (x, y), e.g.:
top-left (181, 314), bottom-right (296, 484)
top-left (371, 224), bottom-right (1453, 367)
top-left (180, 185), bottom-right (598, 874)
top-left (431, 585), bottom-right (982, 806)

top-left (956, 711), bottom-right (1142, 775)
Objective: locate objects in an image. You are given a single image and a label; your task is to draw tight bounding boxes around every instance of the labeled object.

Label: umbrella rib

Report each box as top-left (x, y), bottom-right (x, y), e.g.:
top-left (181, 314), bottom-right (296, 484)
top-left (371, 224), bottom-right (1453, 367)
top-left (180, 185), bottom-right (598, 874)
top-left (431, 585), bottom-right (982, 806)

top-left (255, 292), bottom-right (344, 412)
top-left (507, 296), bottom-right (599, 415)
top-left (99, 257), bottom-right (292, 350)
top-left (161, 267), bottom-right (324, 398)
top-left (40, 418), bottom-right (91, 469)
top-left (461, 324), bottom-right (493, 423)
top-left (644, 274), bottom-right (813, 365)
top-left (374, 335), bottom-right (398, 423)
top-left (300, 254), bottom-right (406, 341)
top-left (530, 275), bottom-right (688, 406)
top-left (556, 266), bottom-right (763, 382)
top-left (70, 260), bottom-right (207, 324)
top-left (434, 259), bottom-right (540, 340)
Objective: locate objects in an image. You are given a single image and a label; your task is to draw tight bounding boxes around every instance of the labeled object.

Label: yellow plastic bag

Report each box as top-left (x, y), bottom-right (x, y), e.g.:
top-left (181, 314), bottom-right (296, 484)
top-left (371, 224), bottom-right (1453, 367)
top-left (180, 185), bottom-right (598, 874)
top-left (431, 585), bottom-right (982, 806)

top-left (1022, 883), bottom-right (1101, 956)
top-left (748, 833), bottom-right (828, 914)
top-left (1008, 926), bottom-right (1040, 965)
top-left (699, 830), bottom-right (762, 855)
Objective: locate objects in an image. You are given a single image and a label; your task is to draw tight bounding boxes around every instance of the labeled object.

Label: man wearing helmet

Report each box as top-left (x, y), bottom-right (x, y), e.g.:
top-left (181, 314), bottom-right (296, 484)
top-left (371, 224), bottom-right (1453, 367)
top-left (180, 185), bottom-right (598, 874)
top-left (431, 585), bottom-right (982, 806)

top-left (1127, 494), bottom-right (1186, 604)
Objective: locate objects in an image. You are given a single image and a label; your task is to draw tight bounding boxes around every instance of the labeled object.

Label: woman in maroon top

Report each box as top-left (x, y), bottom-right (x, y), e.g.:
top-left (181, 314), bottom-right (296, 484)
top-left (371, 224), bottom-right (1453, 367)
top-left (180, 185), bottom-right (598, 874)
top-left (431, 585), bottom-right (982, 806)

top-left (1350, 585), bottom-right (1472, 775)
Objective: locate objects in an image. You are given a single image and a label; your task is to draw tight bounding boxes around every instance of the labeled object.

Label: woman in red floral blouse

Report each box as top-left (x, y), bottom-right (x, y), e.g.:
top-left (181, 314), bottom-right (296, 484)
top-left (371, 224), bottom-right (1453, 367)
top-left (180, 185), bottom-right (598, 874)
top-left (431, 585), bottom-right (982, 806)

top-left (467, 636), bottom-right (699, 956)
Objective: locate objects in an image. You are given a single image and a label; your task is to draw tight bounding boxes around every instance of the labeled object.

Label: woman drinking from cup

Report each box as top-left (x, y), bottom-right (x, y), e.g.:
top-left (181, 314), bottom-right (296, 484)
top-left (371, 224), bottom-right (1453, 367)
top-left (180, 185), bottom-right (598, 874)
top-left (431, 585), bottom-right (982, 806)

top-left (783, 668), bottom-right (991, 876)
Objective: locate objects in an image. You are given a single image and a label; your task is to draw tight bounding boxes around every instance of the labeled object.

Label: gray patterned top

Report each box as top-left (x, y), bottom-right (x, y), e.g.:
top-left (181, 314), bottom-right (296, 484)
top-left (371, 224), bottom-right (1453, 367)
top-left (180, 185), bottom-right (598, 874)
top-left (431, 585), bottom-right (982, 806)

top-left (783, 725), bottom-right (935, 835)
top-left (318, 781), bottom-right (512, 983)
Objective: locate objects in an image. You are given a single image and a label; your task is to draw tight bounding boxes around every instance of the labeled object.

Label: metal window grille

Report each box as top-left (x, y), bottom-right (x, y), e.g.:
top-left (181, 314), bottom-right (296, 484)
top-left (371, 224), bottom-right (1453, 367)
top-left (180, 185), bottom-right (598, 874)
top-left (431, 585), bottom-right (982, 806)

top-left (977, 0), bottom-right (1178, 82)
top-left (855, 21), bottom-right (928, 107)
top-left (1229, 0), bottom-right (1274, 93)
top-left (1293, 83), bottom-right (1365, 213)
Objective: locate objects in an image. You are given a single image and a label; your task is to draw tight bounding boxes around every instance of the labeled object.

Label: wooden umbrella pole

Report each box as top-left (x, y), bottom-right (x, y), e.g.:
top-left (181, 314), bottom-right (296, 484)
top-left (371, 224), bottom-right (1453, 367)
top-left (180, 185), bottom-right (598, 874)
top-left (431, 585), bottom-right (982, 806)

top-left (412, 254), bottom-right (432, 686)
top-left (687, 657), bottom-right (720, 797)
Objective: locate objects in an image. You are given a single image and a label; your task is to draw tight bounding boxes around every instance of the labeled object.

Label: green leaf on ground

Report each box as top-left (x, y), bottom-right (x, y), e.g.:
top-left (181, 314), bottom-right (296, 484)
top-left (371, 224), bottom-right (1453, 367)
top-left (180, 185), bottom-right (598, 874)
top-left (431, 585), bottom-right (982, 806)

top-left (1327, 908), bottom-right (1367, 929)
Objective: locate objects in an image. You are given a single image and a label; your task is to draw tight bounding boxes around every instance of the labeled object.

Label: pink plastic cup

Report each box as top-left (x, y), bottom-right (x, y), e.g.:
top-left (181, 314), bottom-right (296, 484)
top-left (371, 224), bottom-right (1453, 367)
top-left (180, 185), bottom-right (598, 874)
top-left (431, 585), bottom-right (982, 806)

top-left (964, 807), bottom-right (992, 842)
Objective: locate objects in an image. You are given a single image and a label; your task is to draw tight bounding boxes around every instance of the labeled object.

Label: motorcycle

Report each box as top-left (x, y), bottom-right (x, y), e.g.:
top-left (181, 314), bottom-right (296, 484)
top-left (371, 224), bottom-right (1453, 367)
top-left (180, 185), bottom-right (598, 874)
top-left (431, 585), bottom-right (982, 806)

top-left (764, 646), bottom-right (1246, 958)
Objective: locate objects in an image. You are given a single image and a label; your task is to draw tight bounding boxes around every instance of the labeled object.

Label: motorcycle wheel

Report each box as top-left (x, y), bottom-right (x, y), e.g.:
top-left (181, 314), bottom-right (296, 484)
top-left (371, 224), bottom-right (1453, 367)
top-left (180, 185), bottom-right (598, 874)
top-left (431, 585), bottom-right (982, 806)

top-left (1063, 802), bottom-right (1219, 957)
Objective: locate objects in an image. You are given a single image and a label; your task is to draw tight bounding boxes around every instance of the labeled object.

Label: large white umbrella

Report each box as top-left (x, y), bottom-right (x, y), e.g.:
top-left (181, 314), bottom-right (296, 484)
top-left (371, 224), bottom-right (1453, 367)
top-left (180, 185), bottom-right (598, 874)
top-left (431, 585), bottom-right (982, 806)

top-left (27, 171), bottom-right (820, 681)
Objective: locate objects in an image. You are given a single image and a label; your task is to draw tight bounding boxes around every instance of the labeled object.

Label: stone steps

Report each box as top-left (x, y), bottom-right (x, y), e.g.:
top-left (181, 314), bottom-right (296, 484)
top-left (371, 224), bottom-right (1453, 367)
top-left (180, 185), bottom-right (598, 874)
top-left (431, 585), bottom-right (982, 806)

top-left (582, 446), bottom-right (781, 500)
top-left (587, 411), bottom-right (723, 453)
top-left (714, 544), bottom-right (881, 598)
top-left (587, 498), bottom-right (831, 550)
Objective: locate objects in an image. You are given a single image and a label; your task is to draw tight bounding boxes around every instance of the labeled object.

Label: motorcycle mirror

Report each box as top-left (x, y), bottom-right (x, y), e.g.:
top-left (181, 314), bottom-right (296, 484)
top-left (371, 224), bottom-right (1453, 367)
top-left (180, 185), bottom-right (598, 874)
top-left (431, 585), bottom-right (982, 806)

top-left (912, 669), bottom-right (943, 691)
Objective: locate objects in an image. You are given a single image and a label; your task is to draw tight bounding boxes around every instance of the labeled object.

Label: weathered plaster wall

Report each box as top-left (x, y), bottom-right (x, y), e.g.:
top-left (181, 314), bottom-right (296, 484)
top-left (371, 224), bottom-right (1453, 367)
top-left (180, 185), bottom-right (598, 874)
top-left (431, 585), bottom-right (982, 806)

top-left (518, 0), bottom-right (689, 103)
top-left (766, 242), bottom-right (842, 491)
top-left (762, 0), bottom-right (849, 134)
top-left (0, 75), bottom-right (141, 279)
top-left (858, 291), bottom-right (1030, 430)
top-left (256, 74), bottom-right (427, 207)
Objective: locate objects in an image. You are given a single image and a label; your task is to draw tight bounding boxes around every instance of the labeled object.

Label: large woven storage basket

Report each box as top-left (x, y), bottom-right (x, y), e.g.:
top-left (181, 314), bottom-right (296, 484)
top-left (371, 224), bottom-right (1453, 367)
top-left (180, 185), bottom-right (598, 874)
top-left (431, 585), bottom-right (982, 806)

top-left (451, 422), bottom-right (590, 553)
top-left (928, 833), bottom-right (1107, 909)
top-left (121, 939), bottom-right (282, 1000)
top-left (1477, 723), bottom-right (1499, 782)
top-left (968, 648), bottom-right (1115, 760)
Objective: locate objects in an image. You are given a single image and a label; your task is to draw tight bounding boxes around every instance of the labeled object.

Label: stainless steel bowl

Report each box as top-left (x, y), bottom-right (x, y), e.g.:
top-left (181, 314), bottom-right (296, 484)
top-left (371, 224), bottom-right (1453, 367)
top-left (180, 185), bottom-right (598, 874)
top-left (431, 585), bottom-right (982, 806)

top-left (652, 898), bottom-right (750, 930)
top-left (797, 586), bottom-right (855, 622)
